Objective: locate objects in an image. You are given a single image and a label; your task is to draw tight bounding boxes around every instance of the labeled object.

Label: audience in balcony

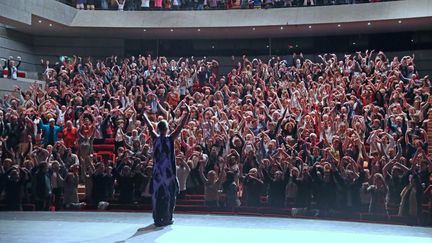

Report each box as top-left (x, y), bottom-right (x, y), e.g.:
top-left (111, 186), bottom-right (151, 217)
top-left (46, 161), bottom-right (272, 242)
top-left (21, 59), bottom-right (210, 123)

top-left (1, 56), bottom-right (22, 80)
top-left (76, 0), bottom-right (86, 9)
top-left (0, 47), bottom-right (430, 225)
top-left (60, 0), bottom-right (394, 10)
top-left (116, 0), bottom-right (127, 10)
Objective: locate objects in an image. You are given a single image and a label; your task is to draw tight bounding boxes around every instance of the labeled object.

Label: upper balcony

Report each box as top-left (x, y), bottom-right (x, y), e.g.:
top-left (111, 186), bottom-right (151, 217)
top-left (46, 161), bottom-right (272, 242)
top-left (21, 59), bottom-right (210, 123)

top-left (0, 0), bottom-right (431, 39)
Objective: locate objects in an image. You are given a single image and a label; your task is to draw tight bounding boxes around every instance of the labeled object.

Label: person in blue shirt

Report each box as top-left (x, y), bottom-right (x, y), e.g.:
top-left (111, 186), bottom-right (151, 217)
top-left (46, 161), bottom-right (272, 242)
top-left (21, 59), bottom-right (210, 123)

top-left (39, 118), bottom-right (63, 147)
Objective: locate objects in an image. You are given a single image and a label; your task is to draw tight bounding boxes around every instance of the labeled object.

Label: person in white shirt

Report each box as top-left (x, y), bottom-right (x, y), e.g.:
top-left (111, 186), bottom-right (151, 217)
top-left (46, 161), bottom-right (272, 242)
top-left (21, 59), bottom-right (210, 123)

top-left (176, 157), bottom-right (191, 199)
top-left (172, 0), bottom-right (181, 9)
top-left (116, 0), bottom-right (126, 10)
top-left (2, 56), bottom-right (21, 80)
top-left (56, 105), bottom-right (67, 126)
top-left (141, 0), bottom-right (150, 9)
top-left (114, 119), bottom-right (125, 153)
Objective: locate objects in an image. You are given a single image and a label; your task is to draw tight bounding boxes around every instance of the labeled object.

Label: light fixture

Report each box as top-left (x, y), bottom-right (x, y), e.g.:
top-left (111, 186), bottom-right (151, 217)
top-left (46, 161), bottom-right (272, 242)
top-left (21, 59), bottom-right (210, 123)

top-left (308, 25), bottom-right (312, 29)
top-left (411, 39), bottom-right (414, 42)
top-left (337, 24), bottom-right (341, 27)
top-left (38, 20), bottom-right (42, 23)
top-left (197, 29), bottom-right (201, 32)
top-left (295, 44), bottom-right (298, 47)
top-left (252, 27), bottom-right (256, 31)
top-left (367, 22), bottom-right (371, 26)
top-left (280, 26), bottom-right (284, 30)
top-left (170, 29), bottom-right (174, 32)
top-left (398, 20), bottom-right (402, 24)
top-left (353, 42), bottom-right (356, 45)
top-left (211, 45), bottom-right (215, 49)
top-left (49, 23), bottom-right (52, 27)
top-left (266, 45), bottom-right (269, 48)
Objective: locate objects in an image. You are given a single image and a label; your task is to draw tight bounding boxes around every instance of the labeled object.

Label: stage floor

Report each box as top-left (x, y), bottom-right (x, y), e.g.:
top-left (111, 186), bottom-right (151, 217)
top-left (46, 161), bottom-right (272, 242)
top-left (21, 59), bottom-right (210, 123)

top-left (0, 211), bottom-right (431, 243)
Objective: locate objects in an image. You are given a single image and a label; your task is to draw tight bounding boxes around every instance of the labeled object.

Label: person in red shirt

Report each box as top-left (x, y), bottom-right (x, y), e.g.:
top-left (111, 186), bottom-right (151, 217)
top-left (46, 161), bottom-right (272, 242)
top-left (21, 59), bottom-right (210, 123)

top-left (166, 89), bottom-right (180, 108)
top-left (62, 120), bottom-right (78, 150)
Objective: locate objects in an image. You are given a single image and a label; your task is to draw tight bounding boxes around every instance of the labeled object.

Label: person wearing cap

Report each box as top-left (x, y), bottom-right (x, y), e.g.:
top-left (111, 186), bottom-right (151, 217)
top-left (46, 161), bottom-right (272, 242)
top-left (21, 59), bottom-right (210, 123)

top-left (38, 117), bottom-right (63, 147)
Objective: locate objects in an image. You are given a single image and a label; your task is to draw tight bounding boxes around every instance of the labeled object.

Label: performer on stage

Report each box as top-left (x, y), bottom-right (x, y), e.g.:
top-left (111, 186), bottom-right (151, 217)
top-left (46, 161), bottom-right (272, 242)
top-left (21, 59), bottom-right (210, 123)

top-left (143, 101), bottom-right (190, 227)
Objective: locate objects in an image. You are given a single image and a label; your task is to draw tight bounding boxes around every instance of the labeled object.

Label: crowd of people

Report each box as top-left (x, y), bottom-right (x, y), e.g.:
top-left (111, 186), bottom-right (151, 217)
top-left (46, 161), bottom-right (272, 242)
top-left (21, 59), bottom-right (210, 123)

top-left (58, 0), bottom-right (397, 11)
top-left (0, 48), bottom-right (431, 225)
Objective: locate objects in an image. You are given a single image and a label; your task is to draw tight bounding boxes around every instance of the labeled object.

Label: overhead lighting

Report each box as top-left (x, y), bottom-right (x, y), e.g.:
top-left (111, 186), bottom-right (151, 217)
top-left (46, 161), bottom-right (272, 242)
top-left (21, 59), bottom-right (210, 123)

top-left (143, 29), bottom-right (146, 32)
top-left (367, 22), bottom-right (371, 26)
top-left (266, 45), bottom-right (269, 48)
top-left (411, 39), bottom-right (414, 42)
top-left (337, 24), bottom-right (341, 27)
top-left (38, 20), bottom-right (42, 23)
top-left (308, 25), bottom-right (312, 29)
top-left (353, 42), bottom-right (356, 45)
top-left (197, 29), bottom-right (201, 32)
top-left (398, 20), bottom-right (402, 24)
top-left (170, 29), bottom-right (174, 32)
top-left (49, 23), bottom-right (52, 27)
top-left (211, 45), bottom-right (215, 49)
top-left (295, 44), bottom-right (299, 47)
top-left (280, 26), bottom-right (284, 30)
top-left (252, 27), bottom-right (256, 31)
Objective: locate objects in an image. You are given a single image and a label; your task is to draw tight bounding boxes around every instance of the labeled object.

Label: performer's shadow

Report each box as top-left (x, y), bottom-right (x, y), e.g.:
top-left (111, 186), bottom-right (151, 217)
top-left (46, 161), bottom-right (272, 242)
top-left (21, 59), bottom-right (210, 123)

top-left (115, 224), bottom-right (171, 243)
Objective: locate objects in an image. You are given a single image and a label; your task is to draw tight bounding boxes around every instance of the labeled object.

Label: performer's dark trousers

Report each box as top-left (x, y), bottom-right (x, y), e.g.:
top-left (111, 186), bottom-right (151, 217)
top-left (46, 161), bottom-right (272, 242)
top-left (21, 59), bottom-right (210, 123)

top-left (152, 183), bottom-right (177, 225)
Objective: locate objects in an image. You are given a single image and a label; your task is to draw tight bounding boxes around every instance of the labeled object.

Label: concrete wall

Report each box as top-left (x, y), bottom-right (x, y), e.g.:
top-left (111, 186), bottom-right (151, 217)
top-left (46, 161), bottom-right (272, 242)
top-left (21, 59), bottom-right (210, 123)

top-left (0, 25), bottom-right (39, 75)
top-left (0, 0), bottom-right (77, 26)
top-left (0, 77), bottom-right (45, 99)
top-left (0, 24), bottom-right (125, 77)
top-left (33, 37), bottom-right (125, 63)
top-left (71, 0), bottom-right (432, 28)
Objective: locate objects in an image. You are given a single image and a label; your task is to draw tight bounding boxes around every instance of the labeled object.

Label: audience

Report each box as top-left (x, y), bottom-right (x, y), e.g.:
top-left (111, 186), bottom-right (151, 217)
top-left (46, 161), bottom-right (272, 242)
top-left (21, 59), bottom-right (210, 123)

top-left (58, 0), bottom-right (397, 10)
top-left (0, 48), bottom-right (430, 225)
top-left (1, 56), bottom-right (21, 80)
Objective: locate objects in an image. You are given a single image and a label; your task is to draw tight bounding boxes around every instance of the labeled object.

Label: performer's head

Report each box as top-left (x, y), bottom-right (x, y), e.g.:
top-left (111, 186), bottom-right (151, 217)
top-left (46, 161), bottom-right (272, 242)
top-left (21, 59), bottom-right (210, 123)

top-left (157, 120), bottom-right (169, 136)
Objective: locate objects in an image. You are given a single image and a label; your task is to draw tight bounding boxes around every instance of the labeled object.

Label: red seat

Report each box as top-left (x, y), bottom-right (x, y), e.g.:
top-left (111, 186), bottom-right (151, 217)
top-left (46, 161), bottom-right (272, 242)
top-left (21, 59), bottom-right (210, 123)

top-left (93, 144), bottom-right (115, 152)
top-left (96, 151), bottom-right (116, 163)
top-left (2, 70), bottom-right (26, 78)
top-left (104, 138), bottom-right (115, 143)
top-left (18, 71), bottom-right (26, 78)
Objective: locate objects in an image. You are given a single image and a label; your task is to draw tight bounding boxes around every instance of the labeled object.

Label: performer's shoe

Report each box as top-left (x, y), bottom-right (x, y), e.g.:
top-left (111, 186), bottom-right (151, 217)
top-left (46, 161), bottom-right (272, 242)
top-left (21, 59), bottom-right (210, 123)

top-left (154, 222), bottom-right (164, 227)
top-left (164, 219), bottom-right (174, 225)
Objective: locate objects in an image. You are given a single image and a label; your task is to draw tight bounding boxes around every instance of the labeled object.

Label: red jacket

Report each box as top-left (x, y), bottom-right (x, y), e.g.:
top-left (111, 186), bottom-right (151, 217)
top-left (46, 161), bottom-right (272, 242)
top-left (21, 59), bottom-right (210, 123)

top-left (63, 127), bottom-right (78, 148)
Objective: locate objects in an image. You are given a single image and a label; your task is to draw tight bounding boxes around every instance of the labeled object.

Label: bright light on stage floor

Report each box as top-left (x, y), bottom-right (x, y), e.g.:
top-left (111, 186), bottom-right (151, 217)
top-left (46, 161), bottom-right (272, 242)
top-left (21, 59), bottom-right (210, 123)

top-left (0, 212), bottom-right (431, 243)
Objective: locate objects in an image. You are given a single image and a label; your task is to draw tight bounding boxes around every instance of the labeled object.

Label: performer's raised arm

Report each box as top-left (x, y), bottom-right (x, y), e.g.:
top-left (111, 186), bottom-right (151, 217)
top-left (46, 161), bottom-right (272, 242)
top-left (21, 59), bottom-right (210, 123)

top-left (143, 112), bottom-right (157, 138)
